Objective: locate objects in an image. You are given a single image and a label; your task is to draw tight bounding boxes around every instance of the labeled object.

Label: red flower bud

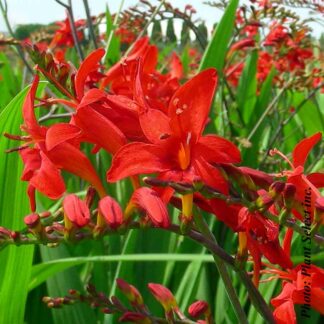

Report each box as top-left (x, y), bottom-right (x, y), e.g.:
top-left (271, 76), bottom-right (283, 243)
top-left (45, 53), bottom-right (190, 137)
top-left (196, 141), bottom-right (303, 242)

top-left (147, 283), bottom-right (177, 312)
top-left (269, 181), bottom-right (285, 197)
top-left (130, 188), bottom-right (170, 228)
top-left (24, 213), bottom-right (40, 228)
top-left (99, 196), bottom-right (124, 229)
top-left (63, 194), bottom-right (90, 229)
top-left (188, 300), bottom-right (210, 318)
top-left (116, 278), bottom-right (144, 307)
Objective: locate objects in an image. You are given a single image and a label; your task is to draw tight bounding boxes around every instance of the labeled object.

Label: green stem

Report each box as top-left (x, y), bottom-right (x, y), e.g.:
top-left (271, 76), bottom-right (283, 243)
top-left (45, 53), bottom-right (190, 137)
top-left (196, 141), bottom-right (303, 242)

top-left (193, 209), bottom-right (249, 324)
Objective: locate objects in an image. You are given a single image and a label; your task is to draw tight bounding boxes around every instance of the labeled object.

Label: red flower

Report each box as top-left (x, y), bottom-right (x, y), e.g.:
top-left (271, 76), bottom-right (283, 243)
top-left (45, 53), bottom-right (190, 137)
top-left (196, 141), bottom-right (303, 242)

top-left (270, 132), bottom-right (324, 224)
top-left (107, 68), bottom-right (241, 194)
top-left (269, 265), bottom-right (324, 324)
top-left (50, 16), bottom-right (85, 48)
top-left (16, 75), bottom-right (106, 211)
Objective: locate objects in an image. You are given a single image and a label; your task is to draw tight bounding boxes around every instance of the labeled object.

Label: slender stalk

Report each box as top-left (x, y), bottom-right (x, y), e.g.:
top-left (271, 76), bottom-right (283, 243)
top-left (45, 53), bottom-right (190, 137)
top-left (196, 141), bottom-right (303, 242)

top-left (82, 0), bottom-right (98, 49)
top-left (55, 0), bottom-right (84, 60)
top-left (193, 210), bottom-right (249, 324)
top-left (246, 82), bottom-right (290, 142)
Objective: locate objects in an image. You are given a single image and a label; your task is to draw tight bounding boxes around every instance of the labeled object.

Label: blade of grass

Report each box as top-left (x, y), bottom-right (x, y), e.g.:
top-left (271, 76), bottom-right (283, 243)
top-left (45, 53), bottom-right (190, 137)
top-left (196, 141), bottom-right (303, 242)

top-left (199, 0), bottom-right (239, 73)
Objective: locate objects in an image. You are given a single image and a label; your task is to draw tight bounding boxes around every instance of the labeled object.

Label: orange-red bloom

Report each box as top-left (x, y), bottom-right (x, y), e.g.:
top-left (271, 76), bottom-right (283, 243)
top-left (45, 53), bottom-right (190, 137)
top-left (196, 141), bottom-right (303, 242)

top-left (107, 68), bottom-right (241, 195)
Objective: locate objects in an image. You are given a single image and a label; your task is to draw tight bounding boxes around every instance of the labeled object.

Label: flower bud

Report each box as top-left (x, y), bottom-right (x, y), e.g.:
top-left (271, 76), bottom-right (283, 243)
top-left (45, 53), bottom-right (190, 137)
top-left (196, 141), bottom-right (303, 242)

top-left (130, 188), bottom-right (170, 228)
top-left (63, 194), bottom-right (90, 231)
top-left (147, 283), bottom-right (177, 313)
top-left (269, 181), bottom-right (285, 198)
top-left (188, 300), bottom-right (210, 318)
top-left (116, 278), bottom-right (144, 308)
top-left (99, 196), bottom-right (124, 230)
top-left (24, 213), bottom-right (41, 228)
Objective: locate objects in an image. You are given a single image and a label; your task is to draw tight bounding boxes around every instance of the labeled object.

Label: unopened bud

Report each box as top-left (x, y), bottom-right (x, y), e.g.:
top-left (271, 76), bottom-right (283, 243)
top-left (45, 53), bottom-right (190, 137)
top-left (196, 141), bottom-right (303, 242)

top-left (147, 283), bottom-right (177, 313)
top-left (116, 278), bottom-right (144, 307)
top-left (24, 213), bottom-right (40, 228)
top-left (188, 300), bottom-right (210, 318)
top-left (269, 181), bottom-right (285, 198)
top-left (255, 192), bottom-right (273, 210)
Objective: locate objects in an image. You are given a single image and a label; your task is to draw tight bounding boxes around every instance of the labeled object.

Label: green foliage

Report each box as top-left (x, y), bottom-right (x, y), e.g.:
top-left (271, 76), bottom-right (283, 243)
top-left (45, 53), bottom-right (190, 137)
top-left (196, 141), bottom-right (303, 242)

top-left (166, 19), bottom-right (177, 43)
top-left (151, 20), bottom-right (163, 42)
top-left (15, 23), bottom-right (46, 40)
top-left (199, 0), bottom-right (239, 73)
top-left (180, 21), bottom-right (190, 47)
top-left (0, 83), bottom-right (46, 323)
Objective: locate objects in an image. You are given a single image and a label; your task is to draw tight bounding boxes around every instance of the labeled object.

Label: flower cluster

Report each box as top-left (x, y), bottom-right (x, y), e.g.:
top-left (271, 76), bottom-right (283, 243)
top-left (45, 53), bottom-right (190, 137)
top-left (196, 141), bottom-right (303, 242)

top-left (0, 1), bottom-right (323, 323)
top-left (42, 279), bottom-right (213, 323)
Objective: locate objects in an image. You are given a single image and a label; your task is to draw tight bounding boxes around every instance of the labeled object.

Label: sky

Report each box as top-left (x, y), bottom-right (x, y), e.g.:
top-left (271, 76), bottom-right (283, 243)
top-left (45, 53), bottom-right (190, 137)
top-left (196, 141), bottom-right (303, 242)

top-left (0, 0), bottom-right (321, 37)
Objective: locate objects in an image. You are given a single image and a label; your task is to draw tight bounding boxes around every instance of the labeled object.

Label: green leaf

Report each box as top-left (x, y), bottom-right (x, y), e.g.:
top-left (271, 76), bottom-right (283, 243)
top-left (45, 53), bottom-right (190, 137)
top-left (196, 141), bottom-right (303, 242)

top-left (237, 50), bottom-right (258, 125)
top-left (199, 0), bottom-right (239, 73)
top-left (104, 4), bottom-right (120, 65)
top-left (292, 92), bottom-right (324, 136)
top-left (40, 245), bottom-right (96, 324)
top-left (0, 82), bottom-right (46, 324)
top-left (29, 254), bottom-right (214, 291)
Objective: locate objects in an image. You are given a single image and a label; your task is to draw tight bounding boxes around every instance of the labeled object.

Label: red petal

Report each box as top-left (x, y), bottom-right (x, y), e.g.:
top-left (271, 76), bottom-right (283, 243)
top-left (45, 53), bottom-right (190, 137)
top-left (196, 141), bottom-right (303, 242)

top-left (63, 194), bottom-right (90, 227)
top-left (259, 240), bottom-right (293, 269)
top-left (168, 68), bottom-right (217, 141)
top-left (48, 142), bottom-right (105, 197)
top-left (292, 132), bottom-right (322, 167)
top-left (75, 48), bottom-right (105, 100)
top-left (74, 106), bottom-right (126, 154)
top-left (133, 58), bottom-right (150, 112)
top-left (101, 37), bottom-right (149, 88)
top-left (307, 172), bottom-right (324, 188)
top-left (46, 123), bottom-right (81, 151)
top-left (107, 142), bottom-right (169, 182)
top-left (20, 147), bottom-right (41, 180)
top-left (193, 157), bottom-right (229, 194)
top-left (22, 75), bottom-right (39, 131)
top-left (29, 151), bottom-right (65, 199)
top-left (99, 196), bottom-right (124, 229)
top-left (273, 300), bottom-right (296, 324)
top-left (139, 109), bottom-right (171, 144)
top-left (195, 135), bottom-right (241, 164)
top-left (131, 187), bottom-right (170, 228)
top-left (78, 88), bottom-right (107, 108)
top-left (169, 52), bottom-right (183, 79)
top-left (143, 45), bottom-right (158, 73)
